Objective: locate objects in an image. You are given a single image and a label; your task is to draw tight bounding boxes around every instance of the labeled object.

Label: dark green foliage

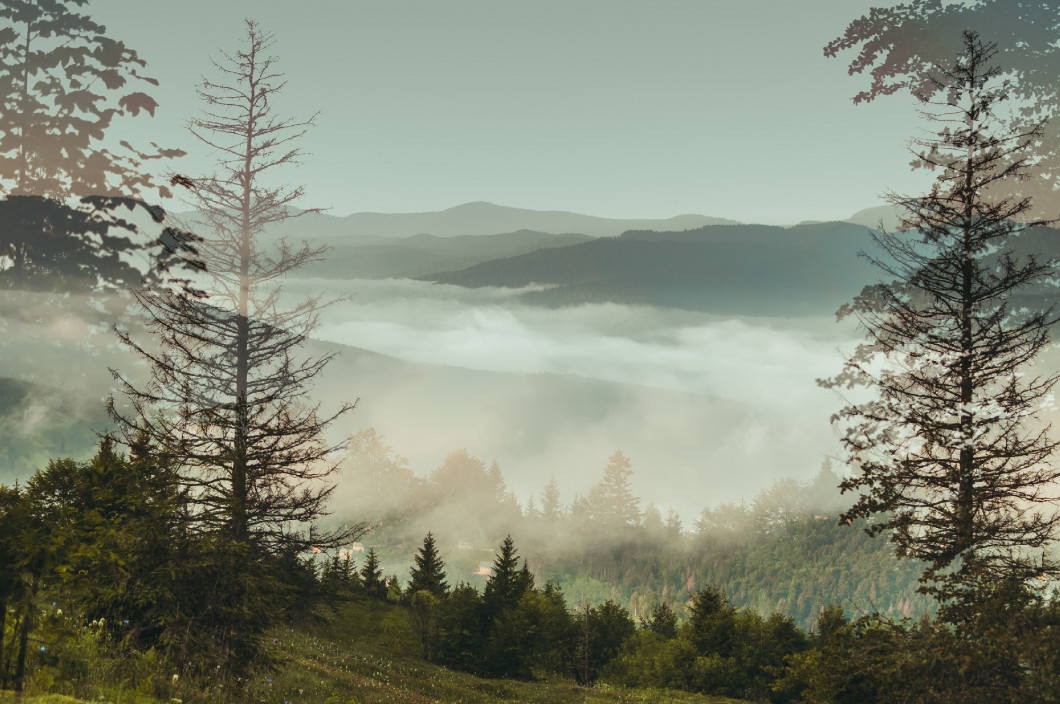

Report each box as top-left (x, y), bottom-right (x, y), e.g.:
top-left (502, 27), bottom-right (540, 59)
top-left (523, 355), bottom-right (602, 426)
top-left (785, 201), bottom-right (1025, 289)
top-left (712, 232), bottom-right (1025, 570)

top-left (483, 590), bottom-right (553, 679)
top-left (777, 600), bottom-right (1060, 704)
top-left (407, 532), bottom-right (449, 599)
top-left (1, 438), bottom-right (323, 684)
top-left (481, 536), bottom-right (532, 620)
top-left (431, 536), bottom-right (578, 681)
top-left (608, 585), bottom-right (809, 702)
top-left (22, 437), bottom-right (182, 650)
top-left (684, 586), bottom-right (737, 657)
top-left (569, 599), bottom-right (636, 686)
top-left (320, 552), bottom-right (360, 598)
top-left (360, 548), bottom-right (387, 599)
top-left (0, 195), bottom-right (158, 293)
top-left (644, 602), bottom-right (678, 639)
top-left (408, 589), bottom-right (441, 661)
top-left (436, 582), bottom-right (484, 671)
top-left (0, 481), bottom-right (32, 691)
top-left (478, 536), bottom-right (535, 677)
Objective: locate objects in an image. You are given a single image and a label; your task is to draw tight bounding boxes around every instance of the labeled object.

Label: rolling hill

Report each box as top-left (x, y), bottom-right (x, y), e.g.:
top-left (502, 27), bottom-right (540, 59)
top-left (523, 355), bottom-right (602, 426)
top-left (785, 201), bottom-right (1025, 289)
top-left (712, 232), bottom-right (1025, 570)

top-left (419, 221), bottom-right (882, 316)
top-left (301, 229), bottom-right (593, 279)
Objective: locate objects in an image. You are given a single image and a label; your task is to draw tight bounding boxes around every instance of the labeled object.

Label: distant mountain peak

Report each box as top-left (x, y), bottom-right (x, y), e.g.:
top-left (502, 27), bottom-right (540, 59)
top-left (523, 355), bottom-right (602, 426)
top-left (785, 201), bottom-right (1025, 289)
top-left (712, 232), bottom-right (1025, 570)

top-left (315, 203), bottom-right (742, 238)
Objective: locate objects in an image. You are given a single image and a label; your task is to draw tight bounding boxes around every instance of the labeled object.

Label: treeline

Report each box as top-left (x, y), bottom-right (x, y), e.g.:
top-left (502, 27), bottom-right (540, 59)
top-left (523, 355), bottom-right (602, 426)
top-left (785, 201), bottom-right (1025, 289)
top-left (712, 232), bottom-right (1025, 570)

top-left (321, 527), bottom-right (1060, 703)
top-left (324, 529), bottom-right (809, 699)
top-left (336, 428), bottom-right (930, 630)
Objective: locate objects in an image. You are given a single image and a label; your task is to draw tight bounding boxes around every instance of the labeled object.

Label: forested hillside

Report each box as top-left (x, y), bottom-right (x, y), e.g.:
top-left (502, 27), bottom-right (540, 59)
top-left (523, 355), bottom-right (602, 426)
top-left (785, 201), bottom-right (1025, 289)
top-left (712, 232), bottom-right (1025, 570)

top-left (335, 432), bottom-right (931, 632)
top-left (6, 0), bottom-right (1060, 702)
top-left (421, 222), bottom-right (881, 315)
top-left (300, 229), bottom-right (593, 279)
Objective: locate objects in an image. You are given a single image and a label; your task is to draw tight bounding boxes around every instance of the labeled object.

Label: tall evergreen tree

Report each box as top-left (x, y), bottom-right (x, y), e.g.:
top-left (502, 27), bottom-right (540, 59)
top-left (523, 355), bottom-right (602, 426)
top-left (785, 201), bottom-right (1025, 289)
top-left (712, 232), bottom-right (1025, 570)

top-left (482, 535), bottom-right (532, 619)
top-left (588, 451), bottom-right (640, 532)
top-left (360, 548), bottom-right (386, 598)
top-left (645, 602), bottom-right (678, 639)
top-left (821, 32), bottom-right (1060, 608)
top-left (111, 21), bottom-right (360, 555)
top-left (540, 475), bottom-right (562, 523)
top-left (408, 532), bottom-right (449, 598)
top-left (108, 21), bottom-right (362, 680)
top-left (664, 507), bottom-right (683, 541)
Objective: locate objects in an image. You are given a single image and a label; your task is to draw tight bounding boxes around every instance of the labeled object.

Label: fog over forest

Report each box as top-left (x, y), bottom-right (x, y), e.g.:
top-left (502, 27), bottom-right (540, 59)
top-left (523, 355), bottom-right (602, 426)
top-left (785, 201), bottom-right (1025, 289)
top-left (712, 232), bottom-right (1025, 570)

top-left (284, 275), bottom-right (861, 517)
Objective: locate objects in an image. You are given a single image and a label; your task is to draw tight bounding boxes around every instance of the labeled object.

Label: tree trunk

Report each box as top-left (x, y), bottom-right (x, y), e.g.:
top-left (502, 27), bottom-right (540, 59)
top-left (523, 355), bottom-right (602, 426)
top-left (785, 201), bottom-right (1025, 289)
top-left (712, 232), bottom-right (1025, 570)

top-left (956, 108), bottom-right (978, 561)
top-left (13, 573), bottom-right (39, 695)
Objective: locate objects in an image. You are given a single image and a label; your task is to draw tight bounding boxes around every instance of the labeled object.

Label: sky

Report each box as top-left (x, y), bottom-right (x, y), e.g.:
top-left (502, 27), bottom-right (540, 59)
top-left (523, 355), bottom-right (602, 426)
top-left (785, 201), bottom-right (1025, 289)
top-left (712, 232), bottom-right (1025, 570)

top-left (92, 0), bottom-right (934, 224)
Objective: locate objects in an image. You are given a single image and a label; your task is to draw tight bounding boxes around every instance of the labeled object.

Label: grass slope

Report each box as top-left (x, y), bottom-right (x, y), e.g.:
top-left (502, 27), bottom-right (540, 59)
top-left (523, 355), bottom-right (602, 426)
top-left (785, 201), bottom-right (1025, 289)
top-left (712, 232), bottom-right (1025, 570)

top-left (14, 599), bottom-right (745, 704)
top-left (268, 599), bottom-right (743, 704)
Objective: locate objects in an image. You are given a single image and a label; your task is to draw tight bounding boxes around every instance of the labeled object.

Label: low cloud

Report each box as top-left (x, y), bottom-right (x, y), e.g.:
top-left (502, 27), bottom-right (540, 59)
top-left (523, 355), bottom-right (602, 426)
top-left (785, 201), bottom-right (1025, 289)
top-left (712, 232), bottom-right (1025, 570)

top-left (289, 277), bottom-right (863, 520)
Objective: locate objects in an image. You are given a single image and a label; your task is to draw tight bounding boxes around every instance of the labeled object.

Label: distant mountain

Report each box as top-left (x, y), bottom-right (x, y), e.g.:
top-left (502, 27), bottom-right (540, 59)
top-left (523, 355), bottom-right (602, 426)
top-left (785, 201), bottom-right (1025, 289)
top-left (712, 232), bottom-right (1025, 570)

top-left (844, 204), bottom-right (904, 231)
top-left (420, 221), bottom-right (882, 316)
top-left (244, 202), bottom-right (738, 242)
top-left (302, 229), bottom-right (593, 279)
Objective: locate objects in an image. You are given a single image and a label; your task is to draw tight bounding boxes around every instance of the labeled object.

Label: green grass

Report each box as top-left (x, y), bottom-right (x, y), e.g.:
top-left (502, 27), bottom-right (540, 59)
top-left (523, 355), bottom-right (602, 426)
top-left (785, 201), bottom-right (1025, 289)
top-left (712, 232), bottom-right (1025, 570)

top-left (12, 598), bottom-right (744, 703)
top-left (261, 598), bottom-right (742, 703)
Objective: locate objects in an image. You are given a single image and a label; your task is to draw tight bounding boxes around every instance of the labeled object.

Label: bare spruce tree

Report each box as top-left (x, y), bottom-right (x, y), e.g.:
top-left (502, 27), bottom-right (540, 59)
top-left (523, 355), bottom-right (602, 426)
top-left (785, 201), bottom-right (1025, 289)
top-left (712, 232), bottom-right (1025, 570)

top-left (110, 20), bottom-right (359, 557)
top-left (821, 32), bottom-right (1060, 608)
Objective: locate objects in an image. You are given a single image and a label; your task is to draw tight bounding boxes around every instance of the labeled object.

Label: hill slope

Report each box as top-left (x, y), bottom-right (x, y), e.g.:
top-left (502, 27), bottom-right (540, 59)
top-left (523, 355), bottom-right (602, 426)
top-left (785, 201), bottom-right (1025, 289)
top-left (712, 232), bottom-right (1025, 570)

top-left (302, 229), bottom-right (593, 279)
top-left (421, 222), bottom-right (880, 316)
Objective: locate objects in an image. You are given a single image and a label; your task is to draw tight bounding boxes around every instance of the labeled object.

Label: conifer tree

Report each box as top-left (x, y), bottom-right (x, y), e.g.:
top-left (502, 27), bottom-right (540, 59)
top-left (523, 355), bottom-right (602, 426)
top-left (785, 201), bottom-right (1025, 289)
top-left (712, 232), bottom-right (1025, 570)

top-left (822, 32), bottom-right (1060, 607)
top-left (482, 535), bottom-right (532, 618)
top-left (108, 22), bottom-right (363, 680)
top-left (645, 602), bottom-right (678, 639)
top-left (540, 475), bottom-right (562, 523)
top-left (111, 20), bottom-right (360, 555)
top-left (360, 548), bottom-right (386, 598)
top-left (664, 508), bottom-right (683, 540)
top-left (588, 451), bottom-right (640, 532)
top-left (408, 532), bottom-right (448, 598)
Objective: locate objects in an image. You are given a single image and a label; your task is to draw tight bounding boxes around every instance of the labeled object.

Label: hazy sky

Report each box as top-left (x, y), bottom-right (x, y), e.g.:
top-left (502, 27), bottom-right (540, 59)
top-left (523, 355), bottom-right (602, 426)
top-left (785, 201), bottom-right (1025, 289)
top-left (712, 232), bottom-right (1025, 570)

top-left (93, 0), bottom-right (932, 224)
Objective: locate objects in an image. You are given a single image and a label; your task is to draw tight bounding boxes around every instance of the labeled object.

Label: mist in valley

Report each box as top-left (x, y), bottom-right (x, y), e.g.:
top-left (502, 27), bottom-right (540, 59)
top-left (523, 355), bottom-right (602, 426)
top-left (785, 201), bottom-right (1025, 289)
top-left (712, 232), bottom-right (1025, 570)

top-left (287, 275), bottom-right (862, 520)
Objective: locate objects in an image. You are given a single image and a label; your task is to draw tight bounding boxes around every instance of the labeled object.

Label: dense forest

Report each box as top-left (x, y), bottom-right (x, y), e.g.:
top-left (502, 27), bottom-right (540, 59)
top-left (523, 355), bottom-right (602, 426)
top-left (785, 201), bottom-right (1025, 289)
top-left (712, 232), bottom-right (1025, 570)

top-left (5, 1), bottom-right (1060, 703)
